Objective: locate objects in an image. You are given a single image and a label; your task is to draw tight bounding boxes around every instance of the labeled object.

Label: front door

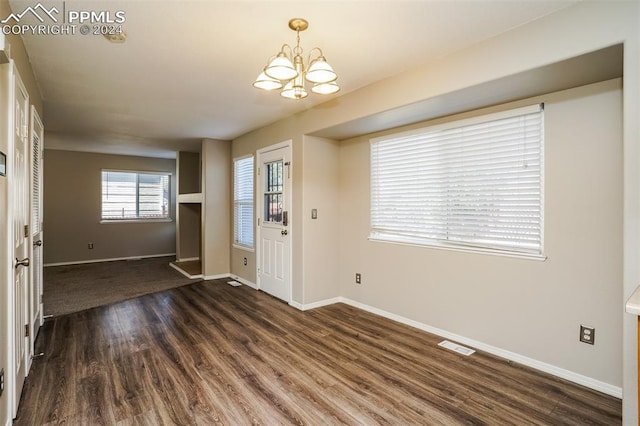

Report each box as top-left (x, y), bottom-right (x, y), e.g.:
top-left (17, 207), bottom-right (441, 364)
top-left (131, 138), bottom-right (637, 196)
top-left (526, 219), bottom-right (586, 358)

top-left (257, 144), bottom-right (291, 302)
top-left (29, 106), bottom-right (44, 352)
top-left (12, 72), bottom-right (30, 416)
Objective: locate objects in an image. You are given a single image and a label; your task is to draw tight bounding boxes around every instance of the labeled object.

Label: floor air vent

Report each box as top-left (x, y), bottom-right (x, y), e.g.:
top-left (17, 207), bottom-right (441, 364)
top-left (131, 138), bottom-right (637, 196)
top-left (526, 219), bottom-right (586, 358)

top-left (438, 340), bottom-right (475, 356)
top-left (227, 280), bottom-right (241, 287)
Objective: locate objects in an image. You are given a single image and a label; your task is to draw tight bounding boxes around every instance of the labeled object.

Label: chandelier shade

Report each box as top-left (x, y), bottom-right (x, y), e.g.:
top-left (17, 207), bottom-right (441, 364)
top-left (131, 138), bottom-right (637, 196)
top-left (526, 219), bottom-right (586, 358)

top-left (281, 81), bottom-right (308, 100)
top-left (311, 81), bottom-right (340, 95)
top-left (264, 52), bottom-right (298, 81)
top-left (305, 57), bottom-right (337, 84)
top-left (253, 18), bottom-right (339, 100)
top-left (253, 72), bottom-right (283, 91)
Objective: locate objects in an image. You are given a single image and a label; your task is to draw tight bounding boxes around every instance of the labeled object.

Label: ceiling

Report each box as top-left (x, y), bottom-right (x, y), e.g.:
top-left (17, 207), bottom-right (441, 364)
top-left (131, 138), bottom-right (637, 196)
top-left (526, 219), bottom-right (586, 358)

top-left (10, 0), bottom-right (579, 158)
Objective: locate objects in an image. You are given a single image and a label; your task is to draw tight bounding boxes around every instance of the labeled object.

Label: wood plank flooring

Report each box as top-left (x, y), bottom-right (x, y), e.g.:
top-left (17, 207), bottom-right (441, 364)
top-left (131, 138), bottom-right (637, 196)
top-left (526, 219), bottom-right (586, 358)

top-left (15, 280), bottom-right (621, 425)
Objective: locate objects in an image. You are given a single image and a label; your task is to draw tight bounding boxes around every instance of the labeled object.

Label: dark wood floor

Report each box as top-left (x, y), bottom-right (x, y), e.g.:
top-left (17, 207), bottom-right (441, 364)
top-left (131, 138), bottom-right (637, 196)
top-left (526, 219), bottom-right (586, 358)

top-left (16, 280), bottom-right (621, 425)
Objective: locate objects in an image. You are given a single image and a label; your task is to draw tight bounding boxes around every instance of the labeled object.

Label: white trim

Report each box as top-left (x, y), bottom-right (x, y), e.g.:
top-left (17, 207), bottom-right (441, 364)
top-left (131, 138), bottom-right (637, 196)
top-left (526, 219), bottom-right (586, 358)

top-left (232, 244), bottom-right (255, 253)
top-left (337, 297), bottom-right (622, 399)
top-left (289, 297), bottom-right (341, 311)
top-left (230, 274), bottom-right (258, 290)
top-left (368, 237), bottom-right (548, 262)
top-left (175, 256), bottom-right (199, 262)
top-left (100, 218), bottom-right (172, 224)
top-left (285, 294), bottom-right (622, 398)
top-left (169, 262), bottom-right (202, 279)
top-left (203, 273), bottom-right (231, 280)
top-left (43, 253), bottom-right (176, 267)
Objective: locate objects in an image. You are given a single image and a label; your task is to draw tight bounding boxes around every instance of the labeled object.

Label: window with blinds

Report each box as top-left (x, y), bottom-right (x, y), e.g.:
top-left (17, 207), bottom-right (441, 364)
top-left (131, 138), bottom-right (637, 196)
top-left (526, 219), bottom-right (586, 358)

top-left (370, 104), bottom-right (544, 256)
top-left (234, 156), bottom-right (254, 249)
top-left (101, 170), bottom-right (170, 221)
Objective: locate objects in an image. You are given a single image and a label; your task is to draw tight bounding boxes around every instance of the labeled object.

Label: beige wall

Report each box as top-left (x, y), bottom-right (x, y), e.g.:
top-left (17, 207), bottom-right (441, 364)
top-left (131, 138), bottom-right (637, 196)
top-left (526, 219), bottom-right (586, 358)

top-left (0, 0), bottom-right (42, 422)
top-left (339, 79), bottom-right (622, 388)
top-left (178, 203), bottom-right (200, 260)
top-left (230, 2), bottom-right (638, 419)
top-left (202, 139), bottom-right (231, 277)
top-left (43, 149), bottom-right (176, 264)
top-left (302, 136), bottom-right (340, 304)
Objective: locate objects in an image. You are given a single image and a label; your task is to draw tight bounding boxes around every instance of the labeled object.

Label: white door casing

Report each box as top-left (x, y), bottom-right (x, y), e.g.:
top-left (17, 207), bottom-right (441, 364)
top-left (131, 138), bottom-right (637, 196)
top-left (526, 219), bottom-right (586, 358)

top-left (257, 142), bottom-right (292, 302)
top-left (11, 68), bottom-right (30, 417)
top-left (29, 106), bottom-right (44, 355)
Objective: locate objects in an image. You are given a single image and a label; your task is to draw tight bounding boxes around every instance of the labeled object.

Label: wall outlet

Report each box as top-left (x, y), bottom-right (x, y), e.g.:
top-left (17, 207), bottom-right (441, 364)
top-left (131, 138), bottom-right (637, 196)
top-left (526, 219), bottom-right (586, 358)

top-left (88, 243), bottom-right (94, 249)
top-left (580, 325), bottom-right (595, 345)
top-left (0, 368), bottom-right (4, 397)
top-left (243, 257), bottom-right (247, 266)
top-left (355, 273), bottom-right (361, 284)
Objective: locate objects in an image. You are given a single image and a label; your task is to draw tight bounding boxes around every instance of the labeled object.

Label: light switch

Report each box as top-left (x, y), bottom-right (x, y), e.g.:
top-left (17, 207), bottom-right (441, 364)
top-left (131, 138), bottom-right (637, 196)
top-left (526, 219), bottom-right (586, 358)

top-left (311, 209), bottom-right (318, 219)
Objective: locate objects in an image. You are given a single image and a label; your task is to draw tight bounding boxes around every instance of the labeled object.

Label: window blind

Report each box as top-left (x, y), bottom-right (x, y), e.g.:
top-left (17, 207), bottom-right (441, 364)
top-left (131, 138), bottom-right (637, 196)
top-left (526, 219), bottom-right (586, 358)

top-left (102, 171), bottom-right (170, 220)
top-left (234, 156), bottom-right (254, 248)
top-left (371, 104), bottom-right (544, 256)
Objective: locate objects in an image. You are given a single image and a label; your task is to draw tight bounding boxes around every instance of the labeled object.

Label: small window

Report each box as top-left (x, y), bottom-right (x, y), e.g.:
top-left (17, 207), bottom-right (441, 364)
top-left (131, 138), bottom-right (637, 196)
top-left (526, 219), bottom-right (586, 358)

top-left (234, 156), bottom-right (254, 249)
top-left (101, 170), bottom-right (170, 221)
top-left (370, 104), bottom-right (544, 257)
top-left (263, 160), bottom-right (284, 224)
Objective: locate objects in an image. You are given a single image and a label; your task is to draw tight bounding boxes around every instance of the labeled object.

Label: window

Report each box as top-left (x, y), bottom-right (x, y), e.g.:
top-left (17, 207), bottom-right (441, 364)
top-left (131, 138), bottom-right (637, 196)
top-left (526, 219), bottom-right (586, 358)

top-left (101, 170), bottom-right (170, 221)
top-left (234, 156), bottom-right (254, 249)
top-left (370, 104), bottom-right (544, 257)
top-left (263, 160), bottom-right (283, 223)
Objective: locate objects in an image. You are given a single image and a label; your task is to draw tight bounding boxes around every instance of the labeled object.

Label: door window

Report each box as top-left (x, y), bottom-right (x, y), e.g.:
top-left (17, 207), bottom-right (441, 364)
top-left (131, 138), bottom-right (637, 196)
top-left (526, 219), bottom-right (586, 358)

top-left (263, 160), bottom-right (283, 224)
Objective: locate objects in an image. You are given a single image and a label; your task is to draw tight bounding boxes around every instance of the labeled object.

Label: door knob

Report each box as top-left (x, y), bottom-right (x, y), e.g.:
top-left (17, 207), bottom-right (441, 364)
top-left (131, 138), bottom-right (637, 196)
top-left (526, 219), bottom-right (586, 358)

top-left (34, 240), bottom-right (42, 247)
top-left (281, 230), bottom-right (288, 236)
top-left (15, 257), bottom-right (30, 269)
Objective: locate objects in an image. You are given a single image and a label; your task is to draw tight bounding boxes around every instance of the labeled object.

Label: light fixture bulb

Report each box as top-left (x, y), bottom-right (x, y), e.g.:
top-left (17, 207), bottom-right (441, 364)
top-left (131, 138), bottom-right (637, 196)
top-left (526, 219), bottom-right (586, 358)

top-left (253, 72), bottom-right (283, 90)
top-left (305, 57), bottom-right (337, 84)
top-left (281, 81), bottom-right (308, 100)
top-left (311, 81), bottom-right (340, 95)
top-left (264, 52), bottom-right (297, 80)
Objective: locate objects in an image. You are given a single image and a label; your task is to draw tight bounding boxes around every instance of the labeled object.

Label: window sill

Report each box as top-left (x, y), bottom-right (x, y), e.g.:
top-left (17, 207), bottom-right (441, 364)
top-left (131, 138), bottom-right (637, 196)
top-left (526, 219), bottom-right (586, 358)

top-left (368, 235), bottom-right (547, 261)
top-left (233, 244), bottom-right (255, 253)
top-left (100, 218), bottom-right (173, 224)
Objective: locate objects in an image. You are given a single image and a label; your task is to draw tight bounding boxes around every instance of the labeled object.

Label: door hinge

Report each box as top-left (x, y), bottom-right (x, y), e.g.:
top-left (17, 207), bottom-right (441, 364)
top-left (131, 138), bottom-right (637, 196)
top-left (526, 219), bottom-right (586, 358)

top-left (257, 218), bottom-right (260, 227)
top-left (257, 167), bottom-right (260, 176)
top-left (24, 224), bottom-right (29, 238)
top-left (25, 324), bottom-right (29, 337)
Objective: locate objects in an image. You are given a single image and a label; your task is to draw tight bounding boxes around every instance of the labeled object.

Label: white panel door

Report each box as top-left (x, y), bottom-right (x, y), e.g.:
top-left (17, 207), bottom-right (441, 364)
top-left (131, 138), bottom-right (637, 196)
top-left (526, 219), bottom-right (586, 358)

top-left (257, 144), bottom-right (291, 302)
top-left (29, 106), bottom-right (44, 353)
top-left (12, 71), bottom-right (30, 416)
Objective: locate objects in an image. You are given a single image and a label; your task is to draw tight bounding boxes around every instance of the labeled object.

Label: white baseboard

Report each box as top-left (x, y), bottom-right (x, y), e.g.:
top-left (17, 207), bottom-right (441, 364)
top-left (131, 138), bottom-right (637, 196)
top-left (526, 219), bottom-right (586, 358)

top-left (337, 297), bottom-right (622, 399)
top-left (286, 294), bottom-right (621, 398)
top-left (44, 253), bottom-right (176, 267)
top-left (289, 297), bottom-right (341, 311)
top-left (175, 256), bottom-right (199, 262)
top-left (230, 275), bottom-right (258, 290)
top-left (203, 273), bottom-right (231, 280)
top-left (169, 262), bottom-right (203, 279)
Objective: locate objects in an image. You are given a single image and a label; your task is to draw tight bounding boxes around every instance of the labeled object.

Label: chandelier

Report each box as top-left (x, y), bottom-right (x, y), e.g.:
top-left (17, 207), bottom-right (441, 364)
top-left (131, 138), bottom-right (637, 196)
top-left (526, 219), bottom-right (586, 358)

top-left (253, 18), bottom-right (339, 100)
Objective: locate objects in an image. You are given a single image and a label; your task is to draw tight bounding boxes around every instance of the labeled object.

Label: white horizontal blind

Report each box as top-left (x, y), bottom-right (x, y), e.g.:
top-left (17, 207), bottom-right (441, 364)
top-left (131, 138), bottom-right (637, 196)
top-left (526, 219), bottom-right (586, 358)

top-left (102, 171), bottom-right (170, 220)
top-left (31, 132), bottom-right (41, 234)
top-left (234, 156), bottom-right (254, 248)
top-left (371, 104), bottom-right (544, 255)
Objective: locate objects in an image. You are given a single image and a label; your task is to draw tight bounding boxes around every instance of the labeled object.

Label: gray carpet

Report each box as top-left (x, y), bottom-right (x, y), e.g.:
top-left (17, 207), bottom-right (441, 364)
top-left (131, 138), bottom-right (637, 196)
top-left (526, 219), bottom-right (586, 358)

top-left (44, 256), bottom-right (201, 316)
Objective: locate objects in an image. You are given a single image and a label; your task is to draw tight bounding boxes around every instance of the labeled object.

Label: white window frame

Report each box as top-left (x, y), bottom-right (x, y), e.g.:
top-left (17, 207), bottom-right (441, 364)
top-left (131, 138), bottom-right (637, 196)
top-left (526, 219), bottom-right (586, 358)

top-left (233, 155), bottom-right (255, 251)
top-left (100, 169), bottom-right (172, 223)
top-left (370, 104), bottom-right (545, 259)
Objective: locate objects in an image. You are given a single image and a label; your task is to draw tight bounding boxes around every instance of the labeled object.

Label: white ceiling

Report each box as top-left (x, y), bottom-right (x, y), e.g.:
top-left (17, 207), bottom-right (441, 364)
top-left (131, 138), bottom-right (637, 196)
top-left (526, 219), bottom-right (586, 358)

top-left (11, 0), bottom-right (578, 158)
